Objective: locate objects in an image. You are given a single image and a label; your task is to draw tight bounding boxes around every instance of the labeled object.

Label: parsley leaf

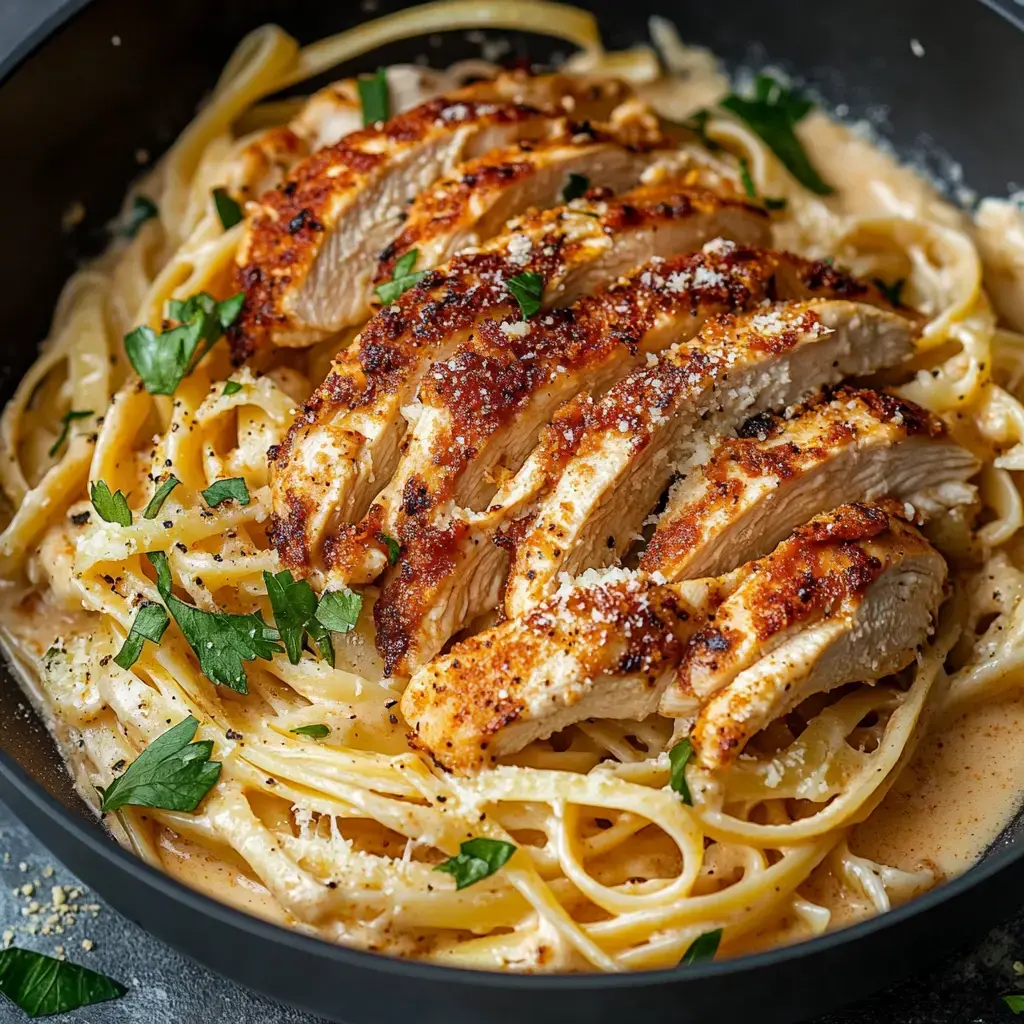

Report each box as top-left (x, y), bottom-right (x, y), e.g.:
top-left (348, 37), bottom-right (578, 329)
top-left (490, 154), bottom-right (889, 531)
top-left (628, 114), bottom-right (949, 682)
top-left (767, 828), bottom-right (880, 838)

top-left (119, 194), bottom-right (158, 238)
top-left (737, 157), bottom-right (787, 211)
top-left (90, 480), bottom-right (132, 527)
top-left (48, 409), bottom-right (93, 458)
top-left (873, 276), bottom-right (906, 307)
top-left (561, 172), bottom-right (590, 202)
top-left (290, 724), bottom-right (331, 740)
top-left (263, 569), bottom-right (334, 666)
top-left (721, 75), bottom-right (833, 195)
top-left (142, 475), bottom-right (180, 520)
top-left (681, 928), bottom-right (722, 965)
top-left (125, 290), bottom-right (244, 396)
top-left (212, 187), bottom-right (243, 229)
top-left (222, 380), bottom-right (242, 397)
top-left (380, 533), bottom-right (401, 565)
top-left (0, 947), bottom-right (126, 1018)
top-left (147, 551), bottom-right (281, 693)
top-left (114, 601), bottom-right (169, 670)
top-left (507, 271), bottom-right (544, 319)
top-left (668, 738), bottom-right (694, 805)
top-left (435, 838), bottom-right (517, 890)
top-left (315, 589), bottom-right (363, 634)
top-left (96, 715), bottom-right (221, 813)
top-left (358, 67), bottom-right (390, 125)
top-left (1004, 995), bottom-right (1024, 1014)
top-left (374, 249), bottom-right (427, 304)
top-left (201, 478), bottom-right (250, 508)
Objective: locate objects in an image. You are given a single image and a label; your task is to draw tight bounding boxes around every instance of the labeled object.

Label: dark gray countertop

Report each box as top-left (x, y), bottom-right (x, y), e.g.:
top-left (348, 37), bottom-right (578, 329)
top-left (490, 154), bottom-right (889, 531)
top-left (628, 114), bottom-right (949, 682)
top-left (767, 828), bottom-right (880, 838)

top-left (1, 800), bottom-right (1023, 1024)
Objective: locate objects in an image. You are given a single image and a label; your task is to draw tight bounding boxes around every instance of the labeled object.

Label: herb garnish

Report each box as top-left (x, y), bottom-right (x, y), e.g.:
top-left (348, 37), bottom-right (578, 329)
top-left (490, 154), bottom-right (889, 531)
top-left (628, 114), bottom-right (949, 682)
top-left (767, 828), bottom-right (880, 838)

top-left (147, 551), bottom-right (281, 692)
top-left (380, 533), bottom-right (401, 565)
top-left (507, 271), bottom-right (544, 319)
top-left (212, 187), bottom-right (243, 230)
top-left (0, 947), bottom-right (126, 1018)
top-left (374, 249), bottom-right (427, 304)
top-left (358, 67), bottom-right (390, 126)
top-left (48, 409), bottom-right (93, 458)
top-left (872, 276), bottom-right (906, 307)
top-left (1004, 995), bottom-right (1024, 1014)
top-left (721, 75), bottom-right (833, 195)
top-left (435, 838), bottom-right (517, 890)
top-left (682, 108), bottom-right (722, 152)
top-left (738, 157), bottom-right (788, 212)
top-left (96, 715), bottom-right (221, 813)
top-left (668, 738), bottom-right (694, 805)
top-left (222, 379), bottom-right (243, 397)
top-left (142, 475), bottom-right (180, 520)
top-left (263, 569), bottom-right (345, 667)
top-left (114, 601), bottom-right (169, 670)
top-left (561, 172), bottom-right (590, 202)
top-left (90, 480), bottom-right (132, 527)
top-left (124, 290), bottom-right (244, 396)
top-left (201, 477), bottom-right (250, 508)
top-left (314, 589), bottom-right (363, 634)
top-left (681, 928), bottom-right (723, 965)
top-left (290, 724), bottom-right (331, 740)
top-left (119, 194), bottom-right (158, 238)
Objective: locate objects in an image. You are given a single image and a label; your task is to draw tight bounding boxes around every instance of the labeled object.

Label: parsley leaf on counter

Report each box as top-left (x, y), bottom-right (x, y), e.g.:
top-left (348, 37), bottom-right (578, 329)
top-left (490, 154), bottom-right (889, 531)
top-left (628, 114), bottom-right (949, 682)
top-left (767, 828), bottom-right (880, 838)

top-left (201, 477), bottom-right (250, 508)
top-left (374, 249), bottom-right (427, 304)
top-left (212, 186), bottom-right (243, 229)
top-left (507, 271), bottom-right (544, 319)
top-left (48, 409), bottom-right (93, 458)
top-left (119, 194), bottom-right (158, 238)
top-left (681, 928), bottom-right (723, 965)
top-left (380, 533), bottom-right (401, 565)
top-left (314, 588), bottom-right (363, 634)
top-left (290, 724), bottom-right (331, 740)
top-left (0, 947), bottom-right (126, 1018)
top-left (124, 290), bottom-right (244, 396)
top-left (358, 67), bottom-right (390, 125)
top-left (561, 172), bottom-right (590, 202)
top-left (222, 379), bottom-right (243, 397)
top-left (148, 551), bottom-right (281, 692)
top-left (114, 601), bottom-right (169, 670)
top-left (142, 474), bottom-right (180, 520)
top-left (96, 715), bottom-right (221, 813)
top-left (435, 838), bottom-right (517, 890)
top-left (873, 276), bottom-right (907, 307)
top-left (668, 738), bottom-right (694, 805)
top-left (90, 480), bottom-right (132, 527)
top-left (721, 75), bottom-right (833, 195)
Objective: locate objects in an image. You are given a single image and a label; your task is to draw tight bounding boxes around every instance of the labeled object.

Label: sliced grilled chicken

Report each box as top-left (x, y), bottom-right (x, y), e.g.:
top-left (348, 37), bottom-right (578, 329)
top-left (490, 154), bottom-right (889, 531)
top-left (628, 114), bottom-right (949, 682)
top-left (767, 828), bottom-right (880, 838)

top-left (370, 252), bottom-right (905, 674)
top-left (504, 300), bottom-right (920, 618)
top-left (269, 183), bottom-right (769, 578)
top-left (639, 386), bottom-right (980, 581)
top-left (681, 505), bottom-right (947, 767)
top-left (234, 73), bottom-right (633, 352)
top-left (403, 502), bottom-right (944, 774)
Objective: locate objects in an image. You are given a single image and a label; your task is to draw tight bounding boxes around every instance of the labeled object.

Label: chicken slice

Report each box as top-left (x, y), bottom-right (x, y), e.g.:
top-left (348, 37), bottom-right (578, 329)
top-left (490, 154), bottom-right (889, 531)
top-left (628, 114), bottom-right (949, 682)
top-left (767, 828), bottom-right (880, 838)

top-left (269, 183), bottom-right (770, 578)
top-left (639, 386), bottom-right (980, 581)
top-left (402, 502), bottom-right (943, 774)
top-left (370, 252), bottom-right (906, 675)
top-left (234, 73), bottom-right (633, 352)
top-left (504, 300), bottom-right (919, 619)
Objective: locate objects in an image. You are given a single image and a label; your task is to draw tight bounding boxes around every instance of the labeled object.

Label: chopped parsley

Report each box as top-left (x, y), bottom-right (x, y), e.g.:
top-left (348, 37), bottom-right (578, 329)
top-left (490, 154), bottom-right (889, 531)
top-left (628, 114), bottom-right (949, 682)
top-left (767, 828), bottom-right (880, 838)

top-left (738, 157), bottom-right (788, 211)
top-left (201, 477), bottom-right (250, 508)
top-left (147, 551), bottom-right (281, 693)
top-left (507, 271), bottom-right (544, 319)
top-left (1004, 995), bottom-right (1024, 1014)
top-left (263, 569), bottom-right (337, 666)
top-left (681, 928), bottom-right (723, 965)
top-left (48, 409), bottom-right (93, 458)
top-left (374, 249), bottom-right (427, 304)
top-left (142, 475), bottom-right (180, 520)
top-left (222, 379), bottom-right (243, 397)
top-left (435, 838), bottom-right (517, 890)
top-left (380, 533), bottom-right (401, 565)
top-left (124, 290), bottom-right (244, 396)
top-left (721, 75), bottom-right (833, 195)
top-left (668, 737), bottom-right (694, 805)
top-left (114, 601), bottom-right (169, 670)
top-left (96, 715), bottom-right (221, 813)
top-left (314, 588), bottom-right (363, 634)
top-left (290, 724), bottom-right (331, 740)
top-left (358, 67), bottom-right (390, 126)
top-left (561, 172), bottom-right (590, 202)
top-left (119, 194), bottom-right (158, 238)
top-left (90, 480), bottom-right (132, 527)
top-left (873, 276), bottom-right (906, 307)
top-left (0, 947), bottom-right (126, 1018)
top-left (212, 186), bottom-right (243, 229)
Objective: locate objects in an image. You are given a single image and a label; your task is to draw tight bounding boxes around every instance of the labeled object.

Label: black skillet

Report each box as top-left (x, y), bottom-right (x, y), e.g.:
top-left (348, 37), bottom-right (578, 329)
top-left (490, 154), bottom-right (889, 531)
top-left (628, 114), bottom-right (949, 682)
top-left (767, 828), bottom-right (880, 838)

top-left (1, 1), bottom-right (1023, 1021)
